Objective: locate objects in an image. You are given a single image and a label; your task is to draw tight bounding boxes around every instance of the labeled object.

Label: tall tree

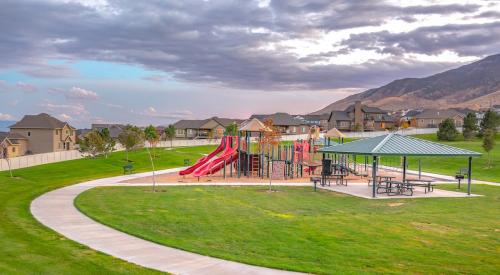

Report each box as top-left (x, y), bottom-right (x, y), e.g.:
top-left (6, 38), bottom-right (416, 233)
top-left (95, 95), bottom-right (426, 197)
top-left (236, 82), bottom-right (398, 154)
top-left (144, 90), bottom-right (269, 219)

top-left (144, 125), bottom-right (160, 192)
top-left (462, 113), bottom-right (478, 140)
top-left (117, 125), bottom-right (144, 162)
top-left (164, 124), bottom-right (176, 148)
top-left (437, 118), bottom-right (459, 141)
top-left (100, 128), bottom-right (115, 158)
top-left (482, 129), bottom-right (495, 168)
top-left (479, 109), bottom-right (500, 136)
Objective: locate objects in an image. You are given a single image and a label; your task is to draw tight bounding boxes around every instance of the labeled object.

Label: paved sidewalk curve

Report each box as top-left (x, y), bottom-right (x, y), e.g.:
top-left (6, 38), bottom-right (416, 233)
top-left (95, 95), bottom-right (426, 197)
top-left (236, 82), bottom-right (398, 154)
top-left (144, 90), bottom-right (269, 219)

top-left (31, 168), bottom-right (307, 275)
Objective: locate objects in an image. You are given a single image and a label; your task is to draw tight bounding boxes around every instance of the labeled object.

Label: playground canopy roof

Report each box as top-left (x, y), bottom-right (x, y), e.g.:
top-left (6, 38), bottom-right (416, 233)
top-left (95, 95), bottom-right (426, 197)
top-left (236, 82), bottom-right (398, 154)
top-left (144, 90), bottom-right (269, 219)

top-left (239, 118), bottom-right (271, 132)
top-left (324, 128), bottom-right (345, 138)
top-left (318, 133), bottom-right (482, 156)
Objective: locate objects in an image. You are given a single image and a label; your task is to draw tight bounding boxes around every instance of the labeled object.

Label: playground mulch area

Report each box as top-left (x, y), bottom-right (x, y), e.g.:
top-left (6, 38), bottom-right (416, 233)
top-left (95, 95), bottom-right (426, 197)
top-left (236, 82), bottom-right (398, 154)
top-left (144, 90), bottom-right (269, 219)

top-left (121, 168), bottom-right (439, 184)
top-left (122, 170), bottom-right (318, 184)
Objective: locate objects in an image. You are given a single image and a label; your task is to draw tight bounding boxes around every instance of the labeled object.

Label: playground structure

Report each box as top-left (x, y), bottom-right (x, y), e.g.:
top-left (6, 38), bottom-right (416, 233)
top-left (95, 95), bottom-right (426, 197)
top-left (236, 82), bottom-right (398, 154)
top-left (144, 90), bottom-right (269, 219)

top-left (178, 119), bottom-right (332, 181)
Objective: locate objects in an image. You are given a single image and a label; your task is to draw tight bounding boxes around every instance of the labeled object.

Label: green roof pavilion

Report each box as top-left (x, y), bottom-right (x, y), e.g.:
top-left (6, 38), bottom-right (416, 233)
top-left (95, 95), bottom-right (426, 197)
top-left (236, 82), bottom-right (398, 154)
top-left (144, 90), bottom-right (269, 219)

top-left (319, 133), bottom-right (482, 197)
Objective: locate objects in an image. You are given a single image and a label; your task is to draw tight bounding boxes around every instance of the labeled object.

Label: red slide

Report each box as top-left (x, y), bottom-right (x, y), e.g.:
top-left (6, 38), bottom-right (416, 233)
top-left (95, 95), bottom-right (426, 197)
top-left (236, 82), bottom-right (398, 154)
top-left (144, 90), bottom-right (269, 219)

top-left (192, 137), bottom-right (239, 177)
top-left (178, 136), bottom-right (228, 176)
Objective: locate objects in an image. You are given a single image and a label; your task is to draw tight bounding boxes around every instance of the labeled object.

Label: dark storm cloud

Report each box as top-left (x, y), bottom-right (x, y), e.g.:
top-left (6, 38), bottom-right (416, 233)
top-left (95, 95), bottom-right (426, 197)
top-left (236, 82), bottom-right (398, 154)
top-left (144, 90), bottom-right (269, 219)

top-left (341, 22), bottom-right (500, 57)
top-left (0, 0), bottom-right (498, 91)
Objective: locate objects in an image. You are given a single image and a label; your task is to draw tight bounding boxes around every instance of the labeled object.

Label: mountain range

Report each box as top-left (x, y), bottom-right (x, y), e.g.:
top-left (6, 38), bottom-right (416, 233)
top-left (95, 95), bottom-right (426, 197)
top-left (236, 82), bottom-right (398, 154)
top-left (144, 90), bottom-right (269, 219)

top-left (312, 53), bottom-right (500, 114)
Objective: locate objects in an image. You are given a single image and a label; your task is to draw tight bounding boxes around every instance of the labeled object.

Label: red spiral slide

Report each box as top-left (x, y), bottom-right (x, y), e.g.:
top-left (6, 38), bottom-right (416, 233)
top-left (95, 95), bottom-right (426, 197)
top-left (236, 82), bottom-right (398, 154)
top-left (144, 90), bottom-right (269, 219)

top-left (178, 136), bottom-right (228, 176)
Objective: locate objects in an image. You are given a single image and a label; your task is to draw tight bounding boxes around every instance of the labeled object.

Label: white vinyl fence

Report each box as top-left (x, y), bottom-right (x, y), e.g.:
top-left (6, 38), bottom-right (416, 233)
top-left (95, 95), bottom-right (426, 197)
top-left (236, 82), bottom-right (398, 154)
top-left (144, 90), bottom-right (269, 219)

top-left (0, 150), bottom-right (83, 171)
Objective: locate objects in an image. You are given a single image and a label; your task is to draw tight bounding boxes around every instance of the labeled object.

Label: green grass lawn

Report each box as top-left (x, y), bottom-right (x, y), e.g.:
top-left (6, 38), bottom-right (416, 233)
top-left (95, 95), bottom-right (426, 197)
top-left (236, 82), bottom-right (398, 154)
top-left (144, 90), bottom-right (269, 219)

top-left (0, 145), bottom-right (215, 274)
top-left (76, 185), bottom-right (500, 274)
top-left (346, 134), bottom-right (500, 182)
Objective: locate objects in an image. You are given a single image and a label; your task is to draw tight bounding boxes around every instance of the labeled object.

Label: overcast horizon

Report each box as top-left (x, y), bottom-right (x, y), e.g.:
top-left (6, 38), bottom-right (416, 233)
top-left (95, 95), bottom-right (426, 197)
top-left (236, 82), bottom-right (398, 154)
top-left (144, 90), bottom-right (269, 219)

top-left (1, 0), bottom-right (500, 128)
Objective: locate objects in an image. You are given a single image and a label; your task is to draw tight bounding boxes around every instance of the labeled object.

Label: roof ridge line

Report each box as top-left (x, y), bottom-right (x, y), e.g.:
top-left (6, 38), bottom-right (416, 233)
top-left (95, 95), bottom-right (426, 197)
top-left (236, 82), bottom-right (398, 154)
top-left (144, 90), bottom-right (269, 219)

top-left (371, 133), bottom-right (393, 154)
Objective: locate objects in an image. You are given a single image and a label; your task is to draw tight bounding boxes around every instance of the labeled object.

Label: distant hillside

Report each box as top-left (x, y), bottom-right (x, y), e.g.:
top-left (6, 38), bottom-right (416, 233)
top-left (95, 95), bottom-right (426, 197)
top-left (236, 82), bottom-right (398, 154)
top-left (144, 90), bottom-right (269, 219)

top-left (312, 53), bottom-right (500, 114)
top-left (0, 121), bottom-right (15, 132)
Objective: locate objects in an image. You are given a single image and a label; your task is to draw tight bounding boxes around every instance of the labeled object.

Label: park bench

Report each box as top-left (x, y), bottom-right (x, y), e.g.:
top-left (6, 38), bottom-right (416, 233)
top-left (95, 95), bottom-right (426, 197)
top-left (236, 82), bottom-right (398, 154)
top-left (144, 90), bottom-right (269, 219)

top-left (123, 164), bottom-right (135, 174)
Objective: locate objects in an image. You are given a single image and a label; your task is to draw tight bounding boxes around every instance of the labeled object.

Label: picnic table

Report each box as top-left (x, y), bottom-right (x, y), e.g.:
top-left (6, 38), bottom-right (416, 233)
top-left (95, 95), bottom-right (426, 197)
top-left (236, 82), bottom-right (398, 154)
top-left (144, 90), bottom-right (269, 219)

top-left (376, 181), bottom-right (414, 196)
top-left (322, 173), bottom-right (347, 186)
top-left (368, 175), bottom-right (396, 186)
top-left (405, 179), bottom-right (435, 193)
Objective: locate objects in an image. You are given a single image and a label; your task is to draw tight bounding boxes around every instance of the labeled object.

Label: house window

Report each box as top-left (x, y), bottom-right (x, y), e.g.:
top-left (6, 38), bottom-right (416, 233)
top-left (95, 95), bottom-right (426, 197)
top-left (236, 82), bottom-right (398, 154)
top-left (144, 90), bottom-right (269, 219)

top-left (27, 132), bottom-right (31, 136)
top-left (292, 127), bottom-right (296, 133)
top-left (302, 127), bottom-right (306, 133)
top-left (66, 130), bottom-right (69, 135)
top-left (12, 147), bottom-right (16, 153)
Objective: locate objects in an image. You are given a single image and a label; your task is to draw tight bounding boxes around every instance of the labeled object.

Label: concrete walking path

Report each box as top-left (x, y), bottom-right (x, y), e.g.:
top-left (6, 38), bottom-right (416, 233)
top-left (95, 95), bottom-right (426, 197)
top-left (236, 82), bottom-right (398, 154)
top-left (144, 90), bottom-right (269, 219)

top-left (31, 168), bottom-right (306, 275)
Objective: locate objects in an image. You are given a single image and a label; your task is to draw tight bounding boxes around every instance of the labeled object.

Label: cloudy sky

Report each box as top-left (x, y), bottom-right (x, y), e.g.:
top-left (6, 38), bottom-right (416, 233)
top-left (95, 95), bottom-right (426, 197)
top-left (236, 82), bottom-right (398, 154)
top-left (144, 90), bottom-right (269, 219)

top-left (1, 0), bottom-right (500, 127)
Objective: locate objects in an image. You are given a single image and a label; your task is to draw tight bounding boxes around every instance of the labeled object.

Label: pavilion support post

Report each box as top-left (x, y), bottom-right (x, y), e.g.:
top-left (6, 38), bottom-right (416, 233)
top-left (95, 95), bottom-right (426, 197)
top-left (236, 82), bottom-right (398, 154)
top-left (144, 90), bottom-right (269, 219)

top-left (418, 159), bottom-right (421, 180)
top-left (402, 156), bottom-right (407, 183)
top-left (372, 156), bottom-right (378, 198)
top-left (467, 156), bottom-right (472, 196)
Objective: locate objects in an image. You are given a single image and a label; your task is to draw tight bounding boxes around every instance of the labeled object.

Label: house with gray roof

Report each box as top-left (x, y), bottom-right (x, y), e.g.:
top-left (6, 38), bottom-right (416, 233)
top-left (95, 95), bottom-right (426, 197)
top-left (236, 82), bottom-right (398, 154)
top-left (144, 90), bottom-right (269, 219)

top-left (9, 113), bottom-right (76, 154)
top-left (250, 113), bottom-right (310, 134)
top-left (327, 101), bottom-right (394, 131)
top-left (91, 124), bottom-right (125, 139)
top-left (414, 109), bottom-right (465, 128)
top-left (294, 114), bottom-right (330, 130)
top-left (173, 117), bottom-right (243, 139)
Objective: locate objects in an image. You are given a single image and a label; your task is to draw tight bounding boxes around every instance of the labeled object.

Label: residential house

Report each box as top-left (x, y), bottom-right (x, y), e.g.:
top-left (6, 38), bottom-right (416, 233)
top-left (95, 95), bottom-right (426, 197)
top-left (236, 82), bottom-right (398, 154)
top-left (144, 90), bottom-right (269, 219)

top-left (9, 113), bottom-right (76, 154)
top-left (91, 124), bottom-right (125, 139)
top-left (294, 114), bottom-right (330, 131)
top-left (0, 132), bottom-right (28, 158)
top-left (327, 101), bottom-right (394, 131)
top-left (250, 113), bottom-right (310, 134)
top-left (174, 117), bottom-right (243, 139)
top-left (414, 109), bottom-right (465, 128)
top-left (327, 111), bottom-right (352, 131)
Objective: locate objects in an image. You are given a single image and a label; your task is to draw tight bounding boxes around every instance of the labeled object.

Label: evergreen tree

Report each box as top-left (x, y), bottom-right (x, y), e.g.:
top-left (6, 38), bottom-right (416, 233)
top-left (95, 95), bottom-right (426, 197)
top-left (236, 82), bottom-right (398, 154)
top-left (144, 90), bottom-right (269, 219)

top-left (479, 109), bottom-right (500, 136)
top-left (462, 113), bottom-right (478, 140)
top-left (437, 118), bottom-right (459, 141)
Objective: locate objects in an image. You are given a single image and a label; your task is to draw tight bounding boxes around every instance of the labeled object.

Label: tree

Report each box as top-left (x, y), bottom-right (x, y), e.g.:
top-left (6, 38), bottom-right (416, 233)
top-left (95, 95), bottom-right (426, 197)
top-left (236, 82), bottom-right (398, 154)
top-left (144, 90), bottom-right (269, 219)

top-left (117, 125), bottom-right (144, 162)
top-left (437, 118), bottom-right (459, 141)
top-left (225, 122), bottom-right (238, 136)
top-left (479, 109), bottom-right (500, 136)
top-left (164, 124), bottom-right (176, 148)
top-left (482, 129), bottom-right (495, 168)
top-left (100, 128), bottom-right (115, 158)
top-left (0, 141), bottom-right (13, 178)
top-left (463, 113), bottom-right (478, 140)
top-left (261, 119), bottom-right (281, 152)
top-left (78, 130), bottom-right (105, 157)
top-left (144, 125), bottom-right (160, 192)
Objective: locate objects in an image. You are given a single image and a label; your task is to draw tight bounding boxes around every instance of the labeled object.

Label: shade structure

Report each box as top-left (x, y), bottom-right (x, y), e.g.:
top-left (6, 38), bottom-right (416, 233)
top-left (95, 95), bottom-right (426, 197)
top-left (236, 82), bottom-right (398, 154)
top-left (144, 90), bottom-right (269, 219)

top-left (319, 133), bottom-right (480, 198)
top-left (319, 133), bottom-right (481, 156)
top-left (238, 118), bottom-right (271, 132)
top-left (324, 128), bottom-right (345, 139)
